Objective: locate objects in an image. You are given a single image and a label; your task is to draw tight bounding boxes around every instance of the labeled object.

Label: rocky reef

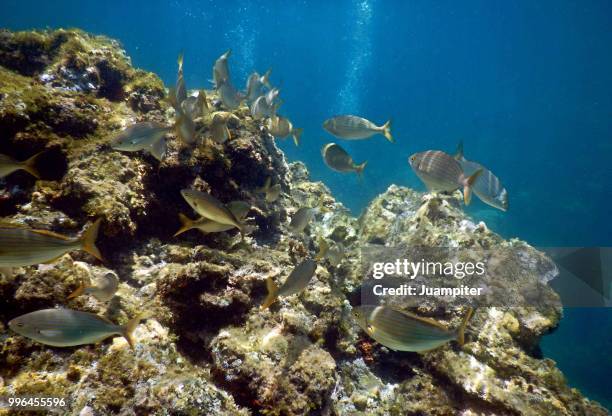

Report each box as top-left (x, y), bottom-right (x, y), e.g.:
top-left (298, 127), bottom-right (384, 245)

top-left (0, 29), bottom-right (609, 416)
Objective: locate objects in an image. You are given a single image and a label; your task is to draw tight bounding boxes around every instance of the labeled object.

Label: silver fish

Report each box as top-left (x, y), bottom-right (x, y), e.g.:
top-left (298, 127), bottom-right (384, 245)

top-left (9, 308), bottom-right (144, 348)
top-left (174, 201), bottom-right (251, 236)
top-left (68, 271), bottom-right (119, 302)
top-left (181, 90), bottom-right (210, 120)
top-left (408, 150), bottom-right (482, 205)
top-left (316, 238), bottom-right (345, 267)
top-left (246, 69), bottom-right (272, 103)
top-left (250, 88), bottom-right (280, 119)
top-left (213, 49), bottom-right (231, 88)
top-left (175, 112), bottom-right (197, 146)
top-left (323, 115), bottom-right (393, 143)
top-left (0, 152), bottom-right (42, 179)
top-left (266, 115), bottom-right (302, 146)
top-left (454, 141), bottom-right (508, 211)
top-left (321, 143), bottom-right (367, 176)
top-left (262, 258), bottom-right (317, 309)
top-left (217, 79), bottom-right (244, 110)
top-left (176, 52), bottom-right (187, 106)
top-left (256, 178), bottom-right (281, 203)
top-left (289, 207), bottom-right (315, 233)
top-left (111, 122), bottom-right (171, 161)
top-left (180, 189), bottom-right (244, 235)
top-left (352, 306), bottom-right (473, 352)
top-left (209, 111), bottom-right (240, 144)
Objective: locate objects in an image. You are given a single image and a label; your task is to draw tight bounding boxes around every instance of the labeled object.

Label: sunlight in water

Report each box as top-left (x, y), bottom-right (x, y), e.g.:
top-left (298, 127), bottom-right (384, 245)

top-left (224, 1), bottom-right (256, 84)
top-left (334, 0), bottom-right (374, 114)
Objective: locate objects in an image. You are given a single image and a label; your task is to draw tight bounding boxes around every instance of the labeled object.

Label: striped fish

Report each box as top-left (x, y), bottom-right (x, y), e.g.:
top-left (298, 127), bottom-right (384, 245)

top-left (0, 219), bottom-right (103, 271)
top-left (111, 122), bottom-right (170, 161)
top-left (174, 201), bottom-right (251, 236)
top-left (454, 141), bottom-right (508, 211)
top-left (289, 207), bottom-right (315, 233)
top-left (323, 115), bottom-right (393, 143)
top-left (8, 308), bottom-right (144, 348)
top-left (0, 152), bottom-right (43, 179)
top-left (180, 190), bottom-right (245, 236)
top-left (262, 258), bottom-right (317, 309)
top-left (352, 305), bottom-right (473, 352)
top-left (321, 143), bottom-right (367, 177)
top-left (408, 150), bottom-right (482, 205)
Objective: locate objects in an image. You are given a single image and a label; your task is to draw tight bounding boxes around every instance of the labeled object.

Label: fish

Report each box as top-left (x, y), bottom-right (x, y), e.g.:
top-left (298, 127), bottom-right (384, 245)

top-left (68, 271), bottom-right (119, 302)
top-left (289, 207), bottom-right (315, 233)
top-left (352, 306), bottom-right (474, 352)
top-left (181, 90), bottom-right (210, 120)
top-left (262, 258), bottom-right (317, 309)
top-left (209, 111), bottom-right (240, 144)
top-left (266, 115), bottom-right (303, 146)
top-left (217, 79), bottom-right (245, 110)
top-left (111, 122), bottom-right (171, 161)
top-left (256, 177), bottom-right (281, 203)
top-left (408, 150), bottom-right (483, 205)
top-left (180, 189), bottom-right (245, 235)
top-left (321, 143), bottom-right (367, 177)
top-left (8, 308), bottom-right (145, 349)
top-left (176, 52), bottom-right (187, 106)
top-left (174, 201), bottom-right (251, 236)
top-left (246, 69), bottom-right (272, 103)
top-left (323, 115), bottom-right (393, 143)
top-left (175, 112), bottom-right (197, 146)
top-left (454, 141), bottom-right (508, 211)
top-left (316, 238), bottom-right (344, 266)
top-left (0, 152), bottom-right (43, 179)
top-left (250, 88), bottom-right (280, 119)
top-left (0, 219), bottom-right (103, 274)
top-left (213, 49), bottom-right (231, 88)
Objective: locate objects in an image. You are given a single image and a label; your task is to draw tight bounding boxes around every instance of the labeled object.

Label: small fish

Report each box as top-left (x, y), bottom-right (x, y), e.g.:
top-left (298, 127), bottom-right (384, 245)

top-left (209, 111), bottom-right (240, 144)
top-left (182, 90), bottom-right (210, 120)
top-left (0, 152), bottom-right (43, 179)
top-left (217, 79), bottom-right (245, 110)
top-left (256, 177), bottom-right (281, 203)
top-left (9, 308), bottom-right (146, 348)
top-left (409, 150), bottom-right (483, 205)
top-left (262, 258), bottom-right (317, 309)
top-left (352, 306), bottom-right (473, 352)
top-left (0, 219), bottom-right (103, 273)
top-left (174, 201), bottom-right (251, 236)
top-left (323, 115), bottom-right (393, 143)
top-left (321, 143), bottom-right (367, 177)
top-left (454, 141), bottom-right (508, 211)
top-left (266, 115), bottom-right (303, 146)
top-left (111, 122), bottom-right (171, 161)
top-left (180, 189), bottom-right (245, 235)
top-left (175, 112), bottom-right (197, 146)
top-left (213, 49), bottom-right (232, 88)
top-left (289, 207), bottom-right (315, 233)
top-left (68, 272), bottom-right (119, 302)
top-left (246, 69), bottom-right (272, 103)
top-left (176, 52), bottom-right (187, 106)
top-left (316, 238), bottom-right (344, 266)
top-left (250, 88), bottom-right (280, 119)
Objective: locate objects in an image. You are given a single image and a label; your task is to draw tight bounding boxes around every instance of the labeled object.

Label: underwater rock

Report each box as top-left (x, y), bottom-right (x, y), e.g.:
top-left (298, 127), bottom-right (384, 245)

top-left (0, 28), bottom-right (608, 416)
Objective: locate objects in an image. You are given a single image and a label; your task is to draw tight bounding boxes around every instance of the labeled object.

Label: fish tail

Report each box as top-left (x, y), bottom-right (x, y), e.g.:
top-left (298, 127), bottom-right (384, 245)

top-left (262, 275), bottom-right (279, 309)
top-left (262, 68), bottom-right (272, 88)
top-left (356, 160), bottom-right (368, 178)
top-left (454, 140), bottom-right (464, 161)
top-left (463, 168), bottom-right (483, 205)
top-left (177, 52), bottom-right (184, 71)
top-left (67, 277), bottom-right (90, 300)
top-left (382, 119), bottom-right (394, 143)
top-left (174, 213), bottom-right (194, 237)
top-left (457, 307), bottom-right (474, 346)
top-left (22, 151), bottom-right (44, 179)
top-left (81, 218), bottom-right (104, 262)
top-left (292, 128), bottom-right (303, 146)
top-left (122, 312), bottom-right (149, 350)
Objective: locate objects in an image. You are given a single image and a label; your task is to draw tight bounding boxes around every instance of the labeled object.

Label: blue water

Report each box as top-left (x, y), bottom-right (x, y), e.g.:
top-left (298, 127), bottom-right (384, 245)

top-left (2, 0), bottom-right (611, 409)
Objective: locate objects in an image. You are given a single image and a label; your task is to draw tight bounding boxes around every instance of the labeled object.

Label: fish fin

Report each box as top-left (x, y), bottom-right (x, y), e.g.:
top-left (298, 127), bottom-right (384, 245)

top-left (262, 68), bottom-right (272, 88)
top-left (397, 309), bottom-right (449, 331)
top-left (381, 119), bottom-right (393, 143)
top-left (454, 140), bottom-right (464, 161)
top-left (122, 312), bottom-right (149, 350)
top-left (22, 151), bottom-right (44, 179)
top-left (81, 218), bottom-right (104, 262)
top-left (355, 161), bottom-right (368, 178)
top-left (463, 168), bottom-right (483, 205)
top-left (149, 137), bottom-right (167, 162)
top-left (177, 52), bottom-right (184, 71)
top-left (30, 229), bottom-right (72, 241)
top-left (262, 275), bottom-right (279, 309)
top-left (292, 128), bottom-right (303, 146)
top-left (457, 307), bottom-right (474, 347)
top-left (67, 277), bottom-right (90, 299)
top-left (174, 213), bottom-right (194, 237)
top-left (225, 126), bottom-right (232, 141)
top-left (0, 267), bottom-right (14, 278)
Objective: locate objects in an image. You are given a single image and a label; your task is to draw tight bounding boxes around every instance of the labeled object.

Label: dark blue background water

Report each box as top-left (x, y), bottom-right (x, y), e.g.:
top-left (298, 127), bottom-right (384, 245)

top-left (1, 0), bottom-right (610, 410)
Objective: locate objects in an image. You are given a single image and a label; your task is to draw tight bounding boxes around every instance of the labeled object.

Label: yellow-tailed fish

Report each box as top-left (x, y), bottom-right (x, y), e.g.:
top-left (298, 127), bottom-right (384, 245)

top-left (175, 112), bottom-right (197, 146)
top-left (323, 115), bottom-right (393, 143)
top-left (256, 177), bottom-right (281, 203)
top-left (262, 258), bottom-right (317, 309)
top-left (0, 219), bottom-right (103, 273)
top-left (0, 152), bottom-right (43, 179)
top-left (174, 201), bottom-right (251, 236)
top-left (180, 189), bottom-right (245, 235)
top-left (289, 207), bottom-right (315, 233)
top-left (9, 308), bottom-right (146, 349)
top-left (213, 49), bottom-right (232, 88)
top-left (322, 143), bottom-right (367, 177)
top-left (352, 306), bottom-right (474, 352)
top-left (408, 150), bottom-right (483, 205)
top-left (176, 52), bottom-right (187, 106)
top-left (68, 271), bottom-right (119, 302)
top-left (210, 111), bottom-right (240, 144)
top-left (111, 122), bottom-right (170, 162)
top-left (266, 115), bottom-right (303, 146)
top-left (454, 141), bottom-right (508, 211)
top-left (246, 69), bottom-right (272, 104)
top-left (250, 88), bottom-right (280, 119)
